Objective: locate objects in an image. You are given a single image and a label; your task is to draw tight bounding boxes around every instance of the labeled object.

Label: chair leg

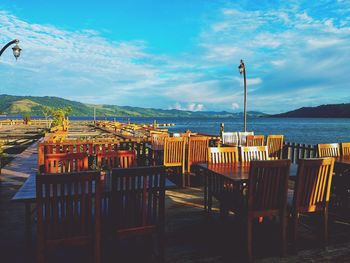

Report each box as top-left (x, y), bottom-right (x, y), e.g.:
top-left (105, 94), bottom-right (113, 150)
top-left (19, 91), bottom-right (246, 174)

top-left (158, 230), bottom-right (165, 263)
top-left (37, 242), bottom-right (45, 263)
top-left (291, 212), bottom-right (299, 253)
top-left (280, 212), bottom-right (287, 256)
top-left (247, 218), bottom-right (253, 262)
top-left (95, 239), bottom-right (101, 263)
top-left (323, 208), bottom-right (329, 248)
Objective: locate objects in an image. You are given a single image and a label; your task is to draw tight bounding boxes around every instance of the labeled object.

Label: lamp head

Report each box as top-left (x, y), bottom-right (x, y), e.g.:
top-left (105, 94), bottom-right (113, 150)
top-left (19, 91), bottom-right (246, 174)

top-left (238, 59), bottom-right (245, 75)
top-left (12, 40), bottom-right (21, 60)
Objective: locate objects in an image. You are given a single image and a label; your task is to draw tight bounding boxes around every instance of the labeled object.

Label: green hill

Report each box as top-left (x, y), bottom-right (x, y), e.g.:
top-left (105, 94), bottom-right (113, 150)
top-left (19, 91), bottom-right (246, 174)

top-left (0, 94), bottom-right (267, 118)
top-left (271, 103), bottom-right (350, 118)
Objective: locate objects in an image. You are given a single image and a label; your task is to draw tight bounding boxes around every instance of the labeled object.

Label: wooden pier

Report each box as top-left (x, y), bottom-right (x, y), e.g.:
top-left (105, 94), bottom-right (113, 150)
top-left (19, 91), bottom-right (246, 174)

top-left (0, 121), bottom-right (350, 262)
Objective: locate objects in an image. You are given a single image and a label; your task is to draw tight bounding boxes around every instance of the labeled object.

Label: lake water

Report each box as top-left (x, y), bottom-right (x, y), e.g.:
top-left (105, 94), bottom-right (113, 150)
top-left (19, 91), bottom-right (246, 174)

top-left (2, 116), bottom-right (350, 145)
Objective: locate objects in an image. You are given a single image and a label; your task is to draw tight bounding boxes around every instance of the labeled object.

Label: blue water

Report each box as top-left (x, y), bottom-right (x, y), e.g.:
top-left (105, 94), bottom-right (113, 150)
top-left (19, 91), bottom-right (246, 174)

top-left (2, 116), bottom-right (350, 145)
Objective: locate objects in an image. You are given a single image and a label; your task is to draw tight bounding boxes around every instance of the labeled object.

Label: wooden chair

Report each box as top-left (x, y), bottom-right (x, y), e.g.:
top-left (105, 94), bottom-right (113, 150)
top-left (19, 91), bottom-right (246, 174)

top-left (240, 146), bottom-right (269, 163)
top-left (289, 158), bottom-right (335, 250)
top-left (149, 133), bottom-right (169, 164)
top-left (151, 133), bottom-right (169, 147)
top-left (164, 137), bottom-right (186, 187)
top-left (267, 135), bottom-right (284, 159)
top-left (341, 142), bottom-right (350, 157)
top-left (245, 160), bottom-right (291, 262)
top-left (44, 152), bottom-right (89, 173)
top-left (317, 143), bottom-right (340, 158)
top-left (97, 150), bottom-right (136, 169)
top-left (238, 131), bottom-right (254, 146)
top-left (110, 166), bottom-right (165, 262)
top-left (186, 136), bottom-right (209, 186)
top-left (246, 135), bottom-right (265, 146)
top-left (36, 171), bottom-right (102, 263)
top-left (221, 132), bottom-right (239, 146)
top-left (206, 147), bottom-right (239, 213)
top-left (208, 147), bottom-right (239, 164)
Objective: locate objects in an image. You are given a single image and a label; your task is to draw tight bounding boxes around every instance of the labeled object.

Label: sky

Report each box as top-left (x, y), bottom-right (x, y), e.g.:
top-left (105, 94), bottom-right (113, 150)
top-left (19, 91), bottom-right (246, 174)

top-left (0, 0), bottom-right (350, 114)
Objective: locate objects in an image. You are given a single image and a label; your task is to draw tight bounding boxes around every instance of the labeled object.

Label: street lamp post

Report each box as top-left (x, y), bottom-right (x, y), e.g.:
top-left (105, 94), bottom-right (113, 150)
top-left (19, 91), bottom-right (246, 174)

top-left (238, 59), bottom-right (247, 132)
top-left (0, 39), bottom-right (22, 60)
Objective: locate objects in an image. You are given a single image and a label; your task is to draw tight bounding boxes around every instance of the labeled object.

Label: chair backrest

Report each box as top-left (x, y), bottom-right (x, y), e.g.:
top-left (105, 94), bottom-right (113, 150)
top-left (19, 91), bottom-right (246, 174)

top-left (238, 131), bottom-right (254, 146)
top-left (241, 146), bottom-right (269, 163)
top-left (317, 143), bottom-right (340, 158)
top-left (36, 171), bottom-right (102, 242)
top-left (111, 166), bottom-right (165, 234)
top-left (44, 152), bottom-right (89, 173)
top-left (151, 133), bottom-right (169, 147)
top-left (246, 135), bottom-right (265, 146)
top-left (97, 150), bottom-right (136, 170)
top-left (248, 160), bottom-right (291, 213)
top-left (292, 158), bottom-right (335, 213)
top-left (163, 137), bottom-right (186, 172)
top-left (266, 135), bottom-right (284, 159)
top-left (208, 147), bottom-right (239, 164)
top-left (187, 136), bottom-right (209, 172)
top-left (221, 132), bottom-right (239, 145)
top-left (341, 142), bottom-right (350, 157)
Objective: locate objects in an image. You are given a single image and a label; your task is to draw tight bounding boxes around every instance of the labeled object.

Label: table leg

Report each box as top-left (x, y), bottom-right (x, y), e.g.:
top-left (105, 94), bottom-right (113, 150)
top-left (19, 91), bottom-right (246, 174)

top-left (204, 170), bottom-right (208, 212)
top-left (25, 202), bottom-right (32, 247)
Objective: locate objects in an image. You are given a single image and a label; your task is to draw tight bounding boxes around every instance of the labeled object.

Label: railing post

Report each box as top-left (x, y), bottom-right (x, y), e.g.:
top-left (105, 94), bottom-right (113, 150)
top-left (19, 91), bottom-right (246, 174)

top-left (38, 143), bottom-right (45, 171)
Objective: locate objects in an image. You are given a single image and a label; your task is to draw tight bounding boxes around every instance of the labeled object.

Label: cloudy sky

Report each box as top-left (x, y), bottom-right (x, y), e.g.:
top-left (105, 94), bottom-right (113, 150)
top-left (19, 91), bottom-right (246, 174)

top-left (0, 0), bottom-right (349, 114)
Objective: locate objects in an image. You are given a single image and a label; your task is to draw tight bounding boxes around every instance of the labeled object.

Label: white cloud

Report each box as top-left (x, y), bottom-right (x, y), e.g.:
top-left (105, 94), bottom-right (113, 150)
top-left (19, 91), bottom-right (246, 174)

top-left (1, 1), bottom-right (350, 114)
top-left (170, 102), bottom-right (205, 112)
top-left (232, 103), bottom-right (239, 110)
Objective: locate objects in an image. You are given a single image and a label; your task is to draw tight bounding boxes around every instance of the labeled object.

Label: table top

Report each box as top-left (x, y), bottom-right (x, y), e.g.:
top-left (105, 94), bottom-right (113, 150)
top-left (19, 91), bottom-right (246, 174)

top-left (146, 144), bottom-right (164, 151)
top-left (335, 157), bottom-right (350, 165)
top-left (195, 162), bottom-right (298, 182)
top-left (12, 171), bottom-right (176, 203)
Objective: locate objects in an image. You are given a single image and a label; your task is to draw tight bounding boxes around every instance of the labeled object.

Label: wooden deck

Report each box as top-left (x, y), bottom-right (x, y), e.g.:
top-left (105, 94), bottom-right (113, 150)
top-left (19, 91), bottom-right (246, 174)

top-left (1, 121), bottom-right (350, 262)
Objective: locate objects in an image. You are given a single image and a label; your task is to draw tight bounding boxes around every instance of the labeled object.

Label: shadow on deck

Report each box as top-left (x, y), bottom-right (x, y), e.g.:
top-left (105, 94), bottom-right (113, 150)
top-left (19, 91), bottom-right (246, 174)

top-left (0, 141), bottom-right (349, 262)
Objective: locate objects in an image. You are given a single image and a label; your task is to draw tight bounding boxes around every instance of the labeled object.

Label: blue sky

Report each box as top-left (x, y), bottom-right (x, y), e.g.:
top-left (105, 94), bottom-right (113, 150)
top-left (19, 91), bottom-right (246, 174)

top-left (0, 0), bottom-right (350, 113)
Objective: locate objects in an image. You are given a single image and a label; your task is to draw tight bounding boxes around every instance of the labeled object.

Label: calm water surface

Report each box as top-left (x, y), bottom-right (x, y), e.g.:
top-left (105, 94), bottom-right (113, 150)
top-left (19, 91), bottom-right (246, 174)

top-left (2, 116), bottom-right (350, 145)
top-left (102, 117), bottom-right (350, 145)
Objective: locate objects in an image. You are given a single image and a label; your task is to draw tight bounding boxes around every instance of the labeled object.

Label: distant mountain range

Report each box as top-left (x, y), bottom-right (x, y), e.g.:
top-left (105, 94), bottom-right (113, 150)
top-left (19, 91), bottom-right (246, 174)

top-left (272, 103), bottom-right (350, 118)
top-left (0, 94), bottom-right (267, 118)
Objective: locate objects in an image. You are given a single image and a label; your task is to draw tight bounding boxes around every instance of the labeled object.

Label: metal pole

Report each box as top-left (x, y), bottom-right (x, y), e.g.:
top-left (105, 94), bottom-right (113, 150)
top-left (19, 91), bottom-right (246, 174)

top-left (0, 39), bottom-right (19, 57)
top-left (243, 68), bottom-right (247, 132)
top-left (93, 107), bottom-right (96, 124)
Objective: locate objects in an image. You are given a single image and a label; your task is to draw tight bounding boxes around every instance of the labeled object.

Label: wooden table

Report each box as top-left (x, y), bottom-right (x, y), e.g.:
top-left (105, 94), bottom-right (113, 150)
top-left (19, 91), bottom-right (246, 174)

top-left (12, 170), bottom-right (176, 243)
top-left (335, 157), bottom-right (350, 172)
top-left (195, 162), bottom-right (298, 212)
top-left (146, 144), bottom-right (164, 165)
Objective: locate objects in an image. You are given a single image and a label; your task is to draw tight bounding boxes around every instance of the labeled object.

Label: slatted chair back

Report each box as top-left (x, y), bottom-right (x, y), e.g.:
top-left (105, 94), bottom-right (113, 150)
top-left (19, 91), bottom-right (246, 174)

top-left (246, 159), bottom-right (291, 261)
top-left (341, 142), bottom-right (350, 157)
top-left (221, 132), bottom-right (239, 146)
top-left (248, 160), bottom-right (291, 213)
top-left (246, 135), bottom-right (265, 146)
top-left (292, 158), bottom-right (335, 213)
top-left (267, 135), bottom-right (284, 159)
top-left (163, 137), bottom-right (186, 173)
top-left (241, 146), bottom-right (269, 163)
top-left (317, 143), bottom-right (340, 158)
top-left (111, 166), bottom-right (165, 238)
top-left (238, 131), bottom-right (254, 146)
top-left (151, 133), bottom-right (169, 147)
top-left (187, 136), bottom-right (209, 172)
top-left (36, 171), bottom-right (102, 263)
top-left (97, 150), bottom-right (136, 169)
top-left (208, 147), bottom-right (239, 164)
top-left (44, 152), bottom-right (89, 173)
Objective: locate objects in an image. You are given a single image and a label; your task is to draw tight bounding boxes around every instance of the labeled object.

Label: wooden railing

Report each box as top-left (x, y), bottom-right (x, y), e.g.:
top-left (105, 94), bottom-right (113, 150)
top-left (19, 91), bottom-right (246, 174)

top-left (38, 138), bottom-right (151, 171)
top-left (282, 142), bottom-right (317, 163)
top-left (0, 119), bottom-right (52, 126)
